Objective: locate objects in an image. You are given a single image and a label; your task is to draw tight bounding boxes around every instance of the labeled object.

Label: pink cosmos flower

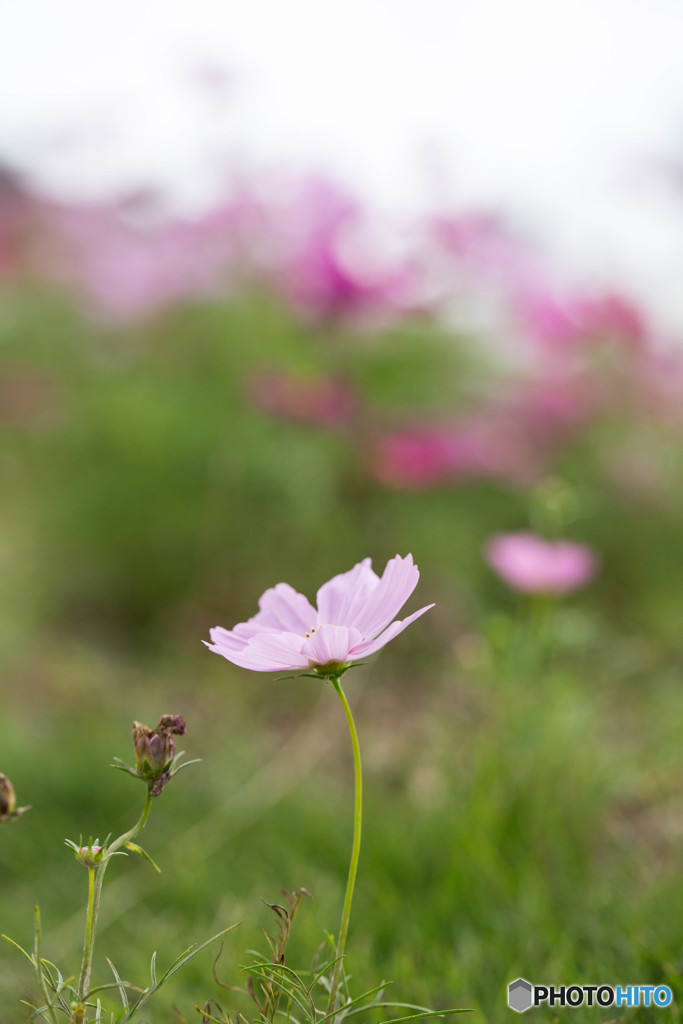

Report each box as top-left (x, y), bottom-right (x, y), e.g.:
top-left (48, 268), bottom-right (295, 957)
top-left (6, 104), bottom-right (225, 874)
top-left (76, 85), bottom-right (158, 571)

top-left (205, 554), bottom-right (433, 674)
top-left (484, 532), bottom-right (598, 595)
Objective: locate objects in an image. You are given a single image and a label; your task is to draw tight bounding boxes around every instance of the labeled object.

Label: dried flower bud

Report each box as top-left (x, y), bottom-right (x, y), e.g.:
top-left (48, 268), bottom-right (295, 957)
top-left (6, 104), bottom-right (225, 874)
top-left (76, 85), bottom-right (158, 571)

top-left (0, 774), bottom-right (16, 817)
top-left (132, 714), bottom-right (187, 796)
top-left (0, 773), bottom-right (30, 823)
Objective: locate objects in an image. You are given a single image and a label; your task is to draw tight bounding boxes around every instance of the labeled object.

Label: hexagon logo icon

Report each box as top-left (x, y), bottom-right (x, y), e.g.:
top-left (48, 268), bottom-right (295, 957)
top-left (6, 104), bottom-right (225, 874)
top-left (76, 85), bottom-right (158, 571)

top-left (508, 978), bottom-right (533, 1013)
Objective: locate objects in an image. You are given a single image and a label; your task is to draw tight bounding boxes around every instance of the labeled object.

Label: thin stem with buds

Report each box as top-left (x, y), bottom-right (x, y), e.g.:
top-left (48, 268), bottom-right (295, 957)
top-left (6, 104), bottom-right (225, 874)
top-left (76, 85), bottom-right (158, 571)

top-left (71, 788), bottom-right (154, 1023)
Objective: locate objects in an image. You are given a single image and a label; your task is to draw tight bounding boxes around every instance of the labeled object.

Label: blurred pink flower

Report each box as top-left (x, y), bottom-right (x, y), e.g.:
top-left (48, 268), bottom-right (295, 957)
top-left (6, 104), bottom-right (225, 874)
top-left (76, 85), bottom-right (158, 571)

top-left (370, 428), bottom-right (462, 489)
top-left (271, 177), bottom-right (419, 328)
top-left (516, 288), bottom-right (649, 356)
top-left (34, 190), bottom-right (262, 320)
top-left (500, 371), bottom-right (598, 448)
top-left (248, 369), bottom-right (356, 428)
top-left (484, 532), bottom-right (598, 595)
top-left (370, 417), bottom-right (540, 490)
top-left (205, 553), bottom-right (433, 673)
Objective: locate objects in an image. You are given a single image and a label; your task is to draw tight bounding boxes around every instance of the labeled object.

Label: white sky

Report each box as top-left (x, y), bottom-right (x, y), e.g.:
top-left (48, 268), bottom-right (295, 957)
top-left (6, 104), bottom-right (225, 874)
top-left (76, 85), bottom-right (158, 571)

top-left (1, 0), bottom-right (683, 322)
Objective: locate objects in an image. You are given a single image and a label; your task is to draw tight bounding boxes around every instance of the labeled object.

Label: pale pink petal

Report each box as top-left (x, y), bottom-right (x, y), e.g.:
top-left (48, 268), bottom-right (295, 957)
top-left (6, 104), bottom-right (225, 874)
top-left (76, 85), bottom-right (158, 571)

top-left (350, 604), bottom-right (434, 658)
top-left (233, 618), bottom-right (276, 639)
top-left (301, 624), bottom-right (363, 666)
top-left (209, 630), bottom-right (310, 671)
top-left (315, 558), bottom-right (379, 626)
top-left (256, 583), bottom-right (317, 632)
top-left (208, 625), bottom-right (250, 651)
top-left (349, 553), bottom-right (419, 639)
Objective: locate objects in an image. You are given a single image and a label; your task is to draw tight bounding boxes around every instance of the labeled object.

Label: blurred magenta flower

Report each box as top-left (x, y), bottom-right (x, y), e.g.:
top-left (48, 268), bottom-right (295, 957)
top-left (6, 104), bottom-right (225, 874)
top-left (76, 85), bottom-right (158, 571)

top-left (371, 417), bottom-right (539, 490)
top-left (484, 531), bottom-right (598, 595)
top-left (206, 553), bottom-right (432, 673)
top-left (248, 369), bottom-right (356, 428)
top-left (272, 177), bottom-right (419, 328)
top-left (370, 428), bottom-right (462, 489)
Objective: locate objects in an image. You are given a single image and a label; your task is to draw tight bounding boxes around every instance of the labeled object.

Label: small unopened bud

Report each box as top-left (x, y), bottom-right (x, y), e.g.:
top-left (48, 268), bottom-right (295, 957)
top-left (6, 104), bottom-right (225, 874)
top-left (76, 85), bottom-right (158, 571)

top-left (0, 773), bottom-right (30, 823)
top-left (76, 844), bottom-right (104, 868)
top-left (132, 714), bottom-right (187, 796)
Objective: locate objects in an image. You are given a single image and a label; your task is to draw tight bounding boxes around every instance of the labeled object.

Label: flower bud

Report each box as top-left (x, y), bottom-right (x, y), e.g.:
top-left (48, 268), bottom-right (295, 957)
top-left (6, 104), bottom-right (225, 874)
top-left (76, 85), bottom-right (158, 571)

top-left (76, 844), bottom-right (104, 868)
top-left (0, 773), bottom-right (30, 823)
top-left (131, 714), bottom-right (187, 796)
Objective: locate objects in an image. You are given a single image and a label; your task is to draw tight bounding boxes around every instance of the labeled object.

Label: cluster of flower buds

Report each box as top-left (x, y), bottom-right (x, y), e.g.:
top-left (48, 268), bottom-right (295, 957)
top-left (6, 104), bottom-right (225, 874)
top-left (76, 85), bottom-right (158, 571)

top-left (111, 714), bottom-right (190, 797)
top-left (0, 773), bottom-right (30, 823)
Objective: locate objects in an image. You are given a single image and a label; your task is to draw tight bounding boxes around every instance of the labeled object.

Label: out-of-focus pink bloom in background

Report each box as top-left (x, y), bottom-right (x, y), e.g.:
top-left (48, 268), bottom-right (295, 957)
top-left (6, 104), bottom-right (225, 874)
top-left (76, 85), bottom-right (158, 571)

top-left (370, 428), bottom-right (464, 489)
top-left (2, 166), bottom-right (683, 476)
top-left (269, 177), bottom-right (422, 328)
top-left (484, 531), bottom-right (599, 595)
top-left (370, 416), bottom-right (540, 490)
top-left (248, 369), bottom-right (356, 428)
top-left (500, 371), bottom-right (597, 443)
top-left (516, 288), bottom-right (650, 359)
top-left (31, 189), bottom-right (264, 320)
top-left (427, 212), bottom-right (536, 286)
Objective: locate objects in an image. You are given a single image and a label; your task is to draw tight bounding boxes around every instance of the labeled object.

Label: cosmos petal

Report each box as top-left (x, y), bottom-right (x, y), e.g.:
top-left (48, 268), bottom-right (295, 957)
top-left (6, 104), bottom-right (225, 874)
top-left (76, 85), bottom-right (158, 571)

top-left (349, 553), bottom-right (420, 639)
top-left (349, 604), bottom-right (434, 658)
top-left (315, 558), bottom-right (379, 626)
top-left (206, 630), bottom-right (309, 671)
top-left (301, 624), bottom-right (363, 666)
top-left (256, 582), bottom-right (317, 632)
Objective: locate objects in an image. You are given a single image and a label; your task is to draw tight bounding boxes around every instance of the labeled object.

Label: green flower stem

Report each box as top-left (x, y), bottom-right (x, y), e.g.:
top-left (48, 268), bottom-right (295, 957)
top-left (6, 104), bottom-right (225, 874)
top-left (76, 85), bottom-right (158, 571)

top-left (327, 676), bottom-right (363, 1016)
top-left (34, 904), bottom-right (59, 1024)
top-left (73, 864), bottom-right (95, 1015)
top-left (72, 788), bottom-right (154, 1023)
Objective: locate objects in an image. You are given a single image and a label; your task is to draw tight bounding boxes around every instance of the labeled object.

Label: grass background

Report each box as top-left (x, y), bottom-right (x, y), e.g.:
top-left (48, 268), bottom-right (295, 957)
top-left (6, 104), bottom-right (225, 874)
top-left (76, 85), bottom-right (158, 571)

top-left (2, 283), bottom-right (683, 1022)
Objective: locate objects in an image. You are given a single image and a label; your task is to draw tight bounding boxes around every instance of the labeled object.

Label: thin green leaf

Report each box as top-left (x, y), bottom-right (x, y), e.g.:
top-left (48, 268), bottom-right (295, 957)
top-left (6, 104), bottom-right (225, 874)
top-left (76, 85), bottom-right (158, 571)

top-left (121, 839), bottom-right (162, 873)
top-left (106, 957), bottom-right (130, 1013)
top-left (125, 923), bottom-right (241, 1018)
top-left (191, 1006), bottom-right (225, 1024)
top-left (247, 963), bottom-right (316, 1021)
top-left (27, 1004), bottom-right (52, 1021)
top-left (308, 955), bottom-right (343, 993)
top-left (150, 950), bottom-right (158, 987)
top-left (109, 759), bottom-right (140, 778)
top-left (88, 981), bottom-right (140, 999)
top-left (2, 933), bottom-right (36, 967)
top-left (171, 757), bottom-right (202, 776)
top-left (347, 1006), bottom-right (471, 1023)
top-left (316, 981), bottom-right (389, 1023)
